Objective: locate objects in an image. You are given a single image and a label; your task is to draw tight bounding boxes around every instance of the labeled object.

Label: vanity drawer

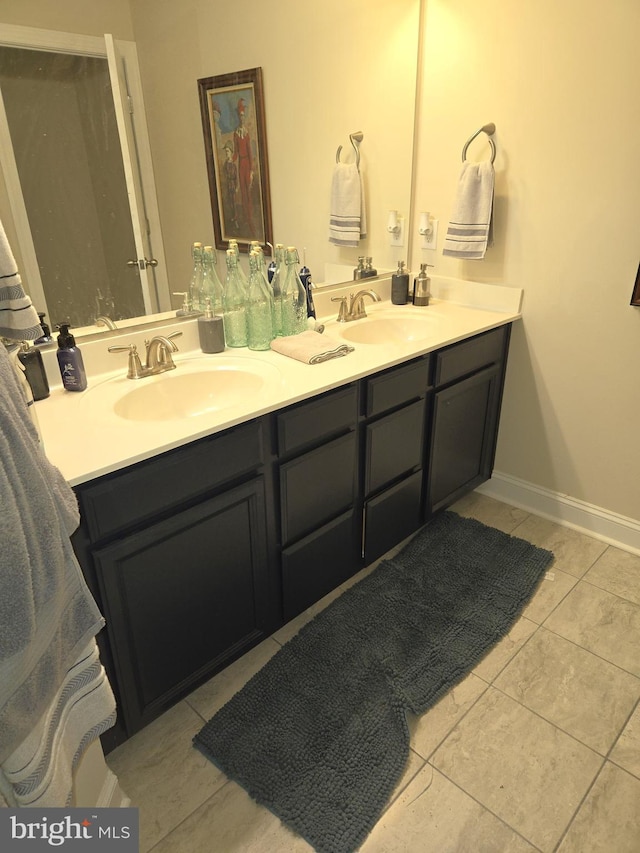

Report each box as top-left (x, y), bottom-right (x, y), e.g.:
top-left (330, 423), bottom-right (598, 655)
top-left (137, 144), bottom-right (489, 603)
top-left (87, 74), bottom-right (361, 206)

top-left (364, 356), bottom-right (430, 417)
top-left (434, 326), bottom-right (507, 387)
top-left (280, 431), bottom-right (357, 545)
top-left (77, 420), bottom-right (264, 543)
top-left (276, 384), bottom-right (358, 456)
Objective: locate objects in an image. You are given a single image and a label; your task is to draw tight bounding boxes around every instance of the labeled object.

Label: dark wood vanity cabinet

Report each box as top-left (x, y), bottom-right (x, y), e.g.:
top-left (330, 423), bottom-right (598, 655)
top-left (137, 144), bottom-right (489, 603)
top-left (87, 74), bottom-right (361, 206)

top-left (426, 325), bottom-right (510, 514)
top-left (72, 322), bottom-right (511, 749)
top-left (72, 420), bottom-right (280, 746)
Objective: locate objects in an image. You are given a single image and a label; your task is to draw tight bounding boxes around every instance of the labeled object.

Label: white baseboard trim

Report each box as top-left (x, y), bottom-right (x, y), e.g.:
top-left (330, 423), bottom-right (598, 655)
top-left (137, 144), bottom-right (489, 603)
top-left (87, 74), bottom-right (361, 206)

top-left (477, 472), bottom-right (640, 556)
top-left (97, 768), bottom-right (131, 809)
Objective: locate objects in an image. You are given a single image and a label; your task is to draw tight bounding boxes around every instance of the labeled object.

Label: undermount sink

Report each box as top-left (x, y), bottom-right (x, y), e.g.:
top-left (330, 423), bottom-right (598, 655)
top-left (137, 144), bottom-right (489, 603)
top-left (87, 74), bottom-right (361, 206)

top-left (334, 310), bottom-right (441, 345)
top-left (82, 357), bottom-right (283, 423)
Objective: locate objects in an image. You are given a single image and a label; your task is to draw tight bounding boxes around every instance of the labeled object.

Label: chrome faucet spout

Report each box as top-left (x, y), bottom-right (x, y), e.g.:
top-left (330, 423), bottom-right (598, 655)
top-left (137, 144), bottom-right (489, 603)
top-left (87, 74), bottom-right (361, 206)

top-left (348, 289), bottom-right (382, 320)
top-left (146, 334), bottom-right (180, 372)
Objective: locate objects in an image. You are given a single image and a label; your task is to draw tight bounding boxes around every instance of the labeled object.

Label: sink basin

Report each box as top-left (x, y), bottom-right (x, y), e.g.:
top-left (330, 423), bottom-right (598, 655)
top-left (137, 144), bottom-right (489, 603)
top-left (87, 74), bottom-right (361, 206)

top-left (82, 357), bottom-right (283, 423)
top-left (335, 312), bottom-right (439, 345)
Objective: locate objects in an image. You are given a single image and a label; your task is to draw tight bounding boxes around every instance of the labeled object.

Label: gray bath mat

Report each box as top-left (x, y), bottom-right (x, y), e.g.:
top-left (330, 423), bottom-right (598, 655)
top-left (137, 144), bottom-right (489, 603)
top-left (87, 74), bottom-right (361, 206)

top-left (194, 511), bottom-right (553, 853)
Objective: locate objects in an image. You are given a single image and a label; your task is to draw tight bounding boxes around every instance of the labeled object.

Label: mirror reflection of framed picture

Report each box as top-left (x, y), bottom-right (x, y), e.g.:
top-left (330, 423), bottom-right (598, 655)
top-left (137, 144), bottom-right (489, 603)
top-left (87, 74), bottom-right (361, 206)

top-left (631, 263), bottom-right (640, 306)
top-left (198, 67), bottom-right (273, 254)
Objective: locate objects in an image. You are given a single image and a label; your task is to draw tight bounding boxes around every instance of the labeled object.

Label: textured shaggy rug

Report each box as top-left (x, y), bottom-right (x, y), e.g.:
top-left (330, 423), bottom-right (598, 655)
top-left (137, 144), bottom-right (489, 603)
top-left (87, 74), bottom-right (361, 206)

top-left (194, 511), bottom-right (553, 853)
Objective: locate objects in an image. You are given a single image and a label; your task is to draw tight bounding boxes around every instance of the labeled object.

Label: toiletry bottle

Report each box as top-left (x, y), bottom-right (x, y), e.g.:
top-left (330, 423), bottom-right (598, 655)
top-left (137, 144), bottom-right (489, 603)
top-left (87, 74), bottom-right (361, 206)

top-left (362, 257), bottom-right (378, 278)
top-left (201, 245), bottom-right (225, 316)
top-left (246, 251), bottom-right (274, 350)
top-left (391, 261), bottom-right (409, 305)
top-left (353, 256), bottom-right (366, 280)
top-left (299, 251), bottom-right (316, 319)
top-left (18, 341), bottom-right (50, 400)
top-left (173, 291), bottom-right (191, 316)
top-left (188, 242), bottom-right (204, 312)
top-left (198, 298), bottom-right (225, 353)
top-left (56, 323), bottom-right (87, 391)
top-left (34, 312), bottom-right (54, 346)
top-left (222, 249), bottom-right (248, 347)
top-left (413, 263), bottom-right (433, 306)
top-left (269, 243), bottom-right (285, 336)
top-left (281, 247), bottom-right (308, 336)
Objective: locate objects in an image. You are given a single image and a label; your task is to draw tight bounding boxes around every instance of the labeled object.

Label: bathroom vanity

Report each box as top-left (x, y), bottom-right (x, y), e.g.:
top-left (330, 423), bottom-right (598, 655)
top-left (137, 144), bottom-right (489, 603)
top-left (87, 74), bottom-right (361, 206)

top-left (35, 279), bottom-right (520, 750)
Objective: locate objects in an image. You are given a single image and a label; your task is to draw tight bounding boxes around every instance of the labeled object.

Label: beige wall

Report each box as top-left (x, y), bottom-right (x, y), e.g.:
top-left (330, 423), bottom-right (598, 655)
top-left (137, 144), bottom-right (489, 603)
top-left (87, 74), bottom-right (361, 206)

top-left (411, 0), bottom-right (640, 521)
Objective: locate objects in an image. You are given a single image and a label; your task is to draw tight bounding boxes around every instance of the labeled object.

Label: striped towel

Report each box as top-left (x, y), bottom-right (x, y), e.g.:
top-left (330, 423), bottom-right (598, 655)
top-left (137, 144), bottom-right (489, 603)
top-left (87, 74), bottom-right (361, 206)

top-left (271, 330), bottom-right (354, 364)
top-left (0, 218), bottom-right (42, 341)
top-left (442, 161), bottom-right (495, 259)
top-left (0, 642), bottom-right (116, 807)
top-left (328, 163), bottom-right (367, 247)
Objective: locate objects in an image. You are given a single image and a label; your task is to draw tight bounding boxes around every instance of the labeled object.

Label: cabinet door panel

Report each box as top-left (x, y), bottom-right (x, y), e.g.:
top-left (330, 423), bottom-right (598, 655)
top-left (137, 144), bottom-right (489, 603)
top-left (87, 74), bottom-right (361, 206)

top-left (280, 432), bottom-right (356, 545)
top-left (94, 479), bottom-right (270, 734)
top-left (365, 399), bottom-right (425, 496)
top-left (363, 470), bottom-right (423, 565)
top-left (282, 510), bottom-right (359, 621)
top-left (428, 364), bottom-right (500, 512)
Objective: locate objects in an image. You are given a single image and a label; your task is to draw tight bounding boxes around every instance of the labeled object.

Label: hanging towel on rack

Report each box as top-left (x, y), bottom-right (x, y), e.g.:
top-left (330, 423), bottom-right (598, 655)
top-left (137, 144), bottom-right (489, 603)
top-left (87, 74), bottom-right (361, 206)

top-left (328, 162), bottom-right (366, 247)
top-left (0, 218), bottom-right (42, 341)
top-left (442, 161), bottom-right (494, 259)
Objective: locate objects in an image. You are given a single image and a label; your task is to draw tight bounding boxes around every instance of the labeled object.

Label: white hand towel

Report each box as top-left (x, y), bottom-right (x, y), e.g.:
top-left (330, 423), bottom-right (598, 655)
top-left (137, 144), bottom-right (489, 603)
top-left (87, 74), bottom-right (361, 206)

top-left (329, 163), bottom-right (366, 247)
top-left (270, 330), bottom-right (354, 364)
top-left (442, 161), bottom-right (495, 259)
top-left (0, 218), bottom-right (42, 340)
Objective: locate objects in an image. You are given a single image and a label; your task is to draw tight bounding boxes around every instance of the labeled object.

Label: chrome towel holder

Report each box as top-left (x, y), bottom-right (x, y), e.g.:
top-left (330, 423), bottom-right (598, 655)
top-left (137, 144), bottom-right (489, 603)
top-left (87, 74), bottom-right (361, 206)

top-left (462, 123), bottom-right (496, 163)
top-left (336, 131), bottom-right (364, 168)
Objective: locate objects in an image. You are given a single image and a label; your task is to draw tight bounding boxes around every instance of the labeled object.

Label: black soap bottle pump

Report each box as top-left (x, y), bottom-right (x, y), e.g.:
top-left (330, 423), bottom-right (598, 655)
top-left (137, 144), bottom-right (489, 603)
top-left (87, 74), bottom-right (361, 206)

top-left (56, 323), bottom-right (87, 391)
top-left (18, 341), bottom-right (50, 400)
top-left (35, 312), bottom-right (54, 345)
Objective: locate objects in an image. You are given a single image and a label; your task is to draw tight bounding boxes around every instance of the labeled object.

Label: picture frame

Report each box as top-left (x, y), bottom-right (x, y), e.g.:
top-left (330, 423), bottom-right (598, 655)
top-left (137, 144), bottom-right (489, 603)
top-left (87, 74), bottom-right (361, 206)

top-left (631, 263), bottom-right (640, 306)
top-left (198, 67), bottom-right (273, 254)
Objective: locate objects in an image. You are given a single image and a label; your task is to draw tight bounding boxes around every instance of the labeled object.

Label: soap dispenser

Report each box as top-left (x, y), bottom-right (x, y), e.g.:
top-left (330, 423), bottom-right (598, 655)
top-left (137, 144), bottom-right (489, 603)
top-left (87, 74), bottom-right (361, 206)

top-left (18, 341), bottom-right (50, 400)
top-left (198, 298), bottom-right (225, 353)
top-left (56, 323), bottom-right (87, 391)
top-left (391, 261), bottom-right (409, 305)
top-left (34, 312), bottom-right (54, 346)
top-left (413, 263), bottom-right (433, 307)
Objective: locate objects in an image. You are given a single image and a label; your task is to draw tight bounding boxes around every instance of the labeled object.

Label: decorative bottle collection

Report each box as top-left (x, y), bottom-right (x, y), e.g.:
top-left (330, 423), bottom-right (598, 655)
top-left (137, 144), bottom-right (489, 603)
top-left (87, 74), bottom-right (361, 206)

top-left (188, 239), bottom-right (318, 351)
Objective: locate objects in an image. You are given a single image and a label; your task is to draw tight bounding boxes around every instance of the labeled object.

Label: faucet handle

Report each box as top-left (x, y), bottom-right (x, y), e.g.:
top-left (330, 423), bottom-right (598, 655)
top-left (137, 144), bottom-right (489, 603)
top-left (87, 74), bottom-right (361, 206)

top-left (108, 343), bottom-right (146, 379)
top-left (331, 296), bottom-right (349, 323)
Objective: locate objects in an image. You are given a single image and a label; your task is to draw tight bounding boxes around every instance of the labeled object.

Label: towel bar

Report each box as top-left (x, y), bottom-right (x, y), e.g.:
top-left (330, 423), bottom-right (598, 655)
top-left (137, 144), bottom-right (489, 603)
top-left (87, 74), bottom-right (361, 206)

top-left (462, 123), bottom-right (496, 163)
top-left (336, 131), bottom-right (364, 168)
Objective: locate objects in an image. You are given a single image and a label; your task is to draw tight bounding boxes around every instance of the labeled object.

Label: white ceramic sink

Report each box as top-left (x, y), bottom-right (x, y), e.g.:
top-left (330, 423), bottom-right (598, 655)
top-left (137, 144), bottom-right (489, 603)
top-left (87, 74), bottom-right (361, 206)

top-left (81, 356), bottom-right (283, 423)
top-left (333, 309), bottom-right (443, 345)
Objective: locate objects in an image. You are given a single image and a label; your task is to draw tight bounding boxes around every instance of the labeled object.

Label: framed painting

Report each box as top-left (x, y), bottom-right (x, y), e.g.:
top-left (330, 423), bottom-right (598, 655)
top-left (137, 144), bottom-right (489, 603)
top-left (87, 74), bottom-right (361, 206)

top-left (631, 263), bottom-right (640, 306)
top-left (198, 67), bottom-right (273, 254)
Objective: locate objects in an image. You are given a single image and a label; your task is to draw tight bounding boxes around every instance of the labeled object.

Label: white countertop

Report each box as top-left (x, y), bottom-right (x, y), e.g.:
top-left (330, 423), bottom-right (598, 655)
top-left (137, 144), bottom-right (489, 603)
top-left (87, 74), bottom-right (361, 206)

top-left (34, 277), bottom-right (522, 486)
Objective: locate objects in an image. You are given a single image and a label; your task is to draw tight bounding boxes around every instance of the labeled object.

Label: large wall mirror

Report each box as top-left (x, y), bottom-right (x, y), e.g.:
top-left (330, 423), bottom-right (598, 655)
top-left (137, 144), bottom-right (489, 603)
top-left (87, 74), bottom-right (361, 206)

top-left (0, 0), bottom-right (421, 337)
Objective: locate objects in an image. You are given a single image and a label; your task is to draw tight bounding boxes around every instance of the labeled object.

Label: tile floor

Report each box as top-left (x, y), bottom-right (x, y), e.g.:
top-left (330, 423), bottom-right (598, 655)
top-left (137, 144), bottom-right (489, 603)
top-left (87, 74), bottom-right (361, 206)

top-left (106, 493), bottom-right (640, 852)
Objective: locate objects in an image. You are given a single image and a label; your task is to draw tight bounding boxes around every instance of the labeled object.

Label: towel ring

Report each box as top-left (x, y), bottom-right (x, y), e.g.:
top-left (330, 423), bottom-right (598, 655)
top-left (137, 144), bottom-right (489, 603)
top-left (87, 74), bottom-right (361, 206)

top-left (336, 131), bottom-right (364, 168)
top-left (461, 123), bottom-right (496, 164)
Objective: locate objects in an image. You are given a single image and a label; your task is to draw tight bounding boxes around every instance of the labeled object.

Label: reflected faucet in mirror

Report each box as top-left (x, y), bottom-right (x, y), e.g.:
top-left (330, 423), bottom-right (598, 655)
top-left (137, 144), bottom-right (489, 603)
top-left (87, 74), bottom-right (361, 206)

top-left (96, 316), bottom-right (118, 331)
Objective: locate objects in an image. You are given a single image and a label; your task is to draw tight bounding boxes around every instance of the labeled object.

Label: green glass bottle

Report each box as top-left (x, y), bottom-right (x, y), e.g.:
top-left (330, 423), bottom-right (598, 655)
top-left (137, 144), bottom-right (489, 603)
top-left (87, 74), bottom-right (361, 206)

top-left (281, 246), bottom-right (308, 336)
top-left (228, 239), bottom-right (249, 297)
top-left (222, 249), bottom-right (247, 347)
top-left (201, 246), bottom-right (224, 316)
top-left (269, 244), bottom-right (284, 337)
top-left (189, 242), bottom-right (204, 312)
top-left (246, 251), bottom-right (274, 350)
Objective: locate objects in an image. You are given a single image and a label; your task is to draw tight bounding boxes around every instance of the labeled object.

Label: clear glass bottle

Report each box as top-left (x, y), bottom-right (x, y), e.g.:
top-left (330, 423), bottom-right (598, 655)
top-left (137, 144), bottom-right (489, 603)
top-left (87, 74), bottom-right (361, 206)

top-left (228, 239), bottom-right (249, 297)
top-left (189, 242), bottom-right (204, 311)
top-left (281, 246), bottom-right (308, 336)
top-left (222, 249), bottom-right (248, 347)
top-left (269, 243), bottom-right (285, 337)
top-left (246, 251), bottom-right (274, 350)
top-left (201, 246), bottom-right (225, 315)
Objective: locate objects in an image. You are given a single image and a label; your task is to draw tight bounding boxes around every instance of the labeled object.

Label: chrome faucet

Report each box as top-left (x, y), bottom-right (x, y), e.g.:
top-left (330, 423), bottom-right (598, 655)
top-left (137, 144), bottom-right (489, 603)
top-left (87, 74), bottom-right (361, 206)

top-left (96, 315), bottom-right (118, 330)
top-left (331, 289), bottom-right (381, 322)
top-left (108, 331), bottom-right (182, 379)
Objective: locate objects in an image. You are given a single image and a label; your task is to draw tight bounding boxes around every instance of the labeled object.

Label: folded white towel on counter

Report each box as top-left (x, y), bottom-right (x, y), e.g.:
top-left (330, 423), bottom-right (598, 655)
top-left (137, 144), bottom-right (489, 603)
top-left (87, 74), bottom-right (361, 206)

top-left (271, 330), bottom-right (355, 364)
top-left (328, 162), bottom-right (366, 247)
top-left (442, 161), bottom-right (495, 259)
top-left (0, 218), bottom-right (42, 341)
